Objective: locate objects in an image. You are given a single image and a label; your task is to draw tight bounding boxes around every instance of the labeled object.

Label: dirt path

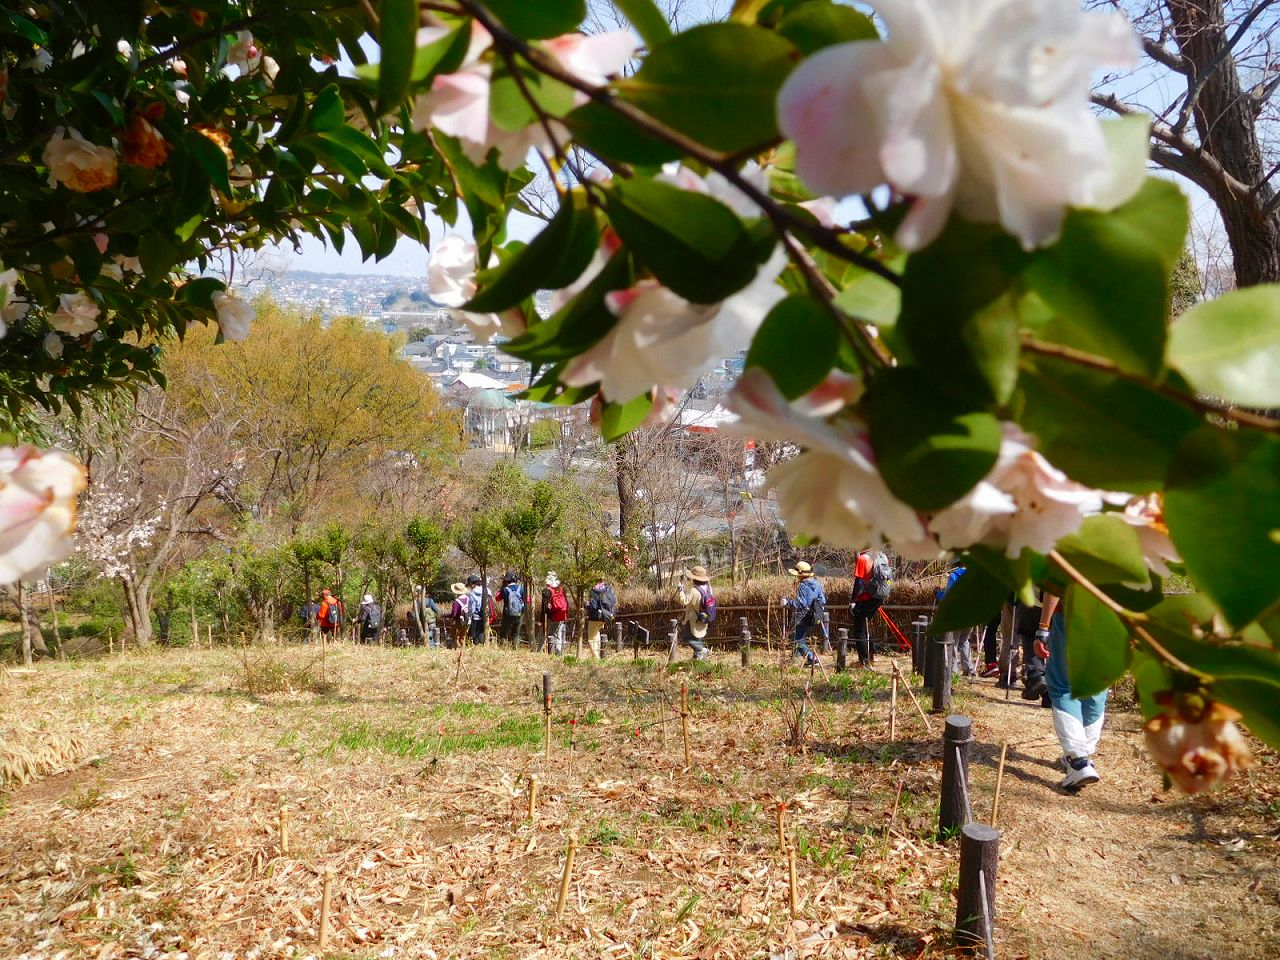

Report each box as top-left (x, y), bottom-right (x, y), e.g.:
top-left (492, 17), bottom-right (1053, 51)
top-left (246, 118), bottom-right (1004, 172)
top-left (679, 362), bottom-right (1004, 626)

top-left (957, 678), bottom-right (1280, 959)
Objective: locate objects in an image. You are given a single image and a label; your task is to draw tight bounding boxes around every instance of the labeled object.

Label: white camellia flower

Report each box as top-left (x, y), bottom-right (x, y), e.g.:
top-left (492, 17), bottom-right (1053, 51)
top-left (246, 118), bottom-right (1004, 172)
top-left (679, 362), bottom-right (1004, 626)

top-left (724, 369), bottom-right (939, 558)
top-left (0, 267), bottom-right (17, 338)
top-left (43, 331), bottom-right (64, 359)
top-left (930, 423), bottom-right (1103, 556)
top-left (211, 289), bottom-right (254, 341)
top-left (43, 127), bottom-right (119, 193)
top-left (115, 254), bottom-right (142, 274)
top-left (0, 447), bottom-right (87, 583)
top-left (49, 292), bottom-right (100, 336)
top-left (777, 0), bottom-right (1140, 250)
top-left (561, 164), bottom-right (785, 403)
top-left (412, 24), bottom-right (635, 170)
top-left (117, 40), bottom-right (133, 59)
top-left (1116, 492), bottom-right (1180, 577)
top-left (227, 31), bottom-right (261, 76)
top-left (426, 234), bottom-right (526, 342)
top-left (22, 48), bottom-right (52, 72)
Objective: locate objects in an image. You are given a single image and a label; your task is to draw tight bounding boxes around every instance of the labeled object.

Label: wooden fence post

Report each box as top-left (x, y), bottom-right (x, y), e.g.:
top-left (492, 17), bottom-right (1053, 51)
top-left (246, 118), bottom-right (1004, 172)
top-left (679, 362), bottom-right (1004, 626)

top-left (912, 617), bottom-right (928, 675)
top-left (820, 611), bottom-right (831, 653)
top-left (667, 618), bottom-right (679, 661)
top-left (739, 616), bottom-right (751, 667)
top-left (940, 715), bottom-right (973, 835)
top-left (835, 627), bottom-right (848, 673)
top-left (542, 672), bottom-right (553, 761)
top-left (931, 637), bottom-right (954, 713)
top-left (614, 621), bottom-right (624, 655)
top-left (680, 684), bottom-right (692, 769)
top-left (956, 823), bottom-right (999, 954)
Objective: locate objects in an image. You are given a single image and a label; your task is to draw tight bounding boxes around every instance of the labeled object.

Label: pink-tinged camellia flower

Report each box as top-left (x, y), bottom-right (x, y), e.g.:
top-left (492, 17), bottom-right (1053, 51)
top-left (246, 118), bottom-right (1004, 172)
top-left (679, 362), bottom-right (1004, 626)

top-left (0, 268), bottom-right (17, 338)
top-left (227, 31), bottom-right (261, 75)
top-left (49, 292), bottom-right (100, 336)
top-left (776, 0), bottom-right (1139, 250)
top-left (43, 127), bottom-right (119, 193)
top-left (1145, 698), bottom-right (1253, 794)
top-left (412, 25), bottom-right (635, 170)
top-left (0, 446), bottom-right (87, 583)
top-left (724, 369), bottom-right (938, 558)
top-left (42, 331), bottom-right (63, 359)
top-left (211, 289), bottom-right (253, 341)
top-left (930, 423), bottom-right (1103, 557)
top-left (1116, 491), bottom-right (1180, 577)
top-left (426, 235), bottom-right (526, 342)
top-left (561, 164), bottom-right (786, 403)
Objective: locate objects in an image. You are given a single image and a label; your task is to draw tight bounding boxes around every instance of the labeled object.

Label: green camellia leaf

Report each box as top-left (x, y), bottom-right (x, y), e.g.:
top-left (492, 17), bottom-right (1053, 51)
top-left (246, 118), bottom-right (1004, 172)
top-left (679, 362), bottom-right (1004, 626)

top-left (489, 61), bottom-right (575, 131)
top-left (465, 191), bottom-right (599, 313)
top-left (1026, 178), bottom-right (1188, 378)
top-left (1165, 426), bottom-right (1280, 628)
top-left (1054, 514), bottom-right (1150, 589)
top-left (898, 218), bottom-right (1025, 405)
top-left (1211, 678), bottom-right (1280, 753)
top-left (410, 18), bottom-right (472, 82)
top-left (376, 0), bottom-right (417, 112)
top-left (616, 23), bottom-right (797, 154)
top-left (503, 252), bottom-right (631, 363)
top-left (606, 177), bottom-right (756, 304)
top-left (1128, 651), bottom-right (1168, 722)
top-left (1017, 355), bottom-right (1199, 490)
top-left (176, 277), bottom-right (226, 310)
top-left (775, 1), bottom-right (877, 54)
top-left (745, 294), bottom-right (839, 399)
top-left (612, 0), bottom-right (672, 46)
top-left (599, 391), bottom-right (654, 442)
top-left (483, 0), bottom-right (585, 39)
top-left (565, 101), bottom-right (684, 165)
top-left (864, 367), bottom-right (1002, 512)
top-left (184, 130), bottom-right (232, 196)
top-left (1168, 285), bottom-right (1280, 408)
top-left (1064, 583), bottom-right (1131, 698)
top-left (928, 562), bottom-right (1008, 635)
top-left (309, 85), bottom-right (347, 133)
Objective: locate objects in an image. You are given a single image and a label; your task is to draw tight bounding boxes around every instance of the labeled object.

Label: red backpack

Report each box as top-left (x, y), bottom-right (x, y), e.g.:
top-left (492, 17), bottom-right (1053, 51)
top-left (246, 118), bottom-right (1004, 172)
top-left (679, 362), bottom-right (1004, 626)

top-left (548, 585), bottom-right (568, 620)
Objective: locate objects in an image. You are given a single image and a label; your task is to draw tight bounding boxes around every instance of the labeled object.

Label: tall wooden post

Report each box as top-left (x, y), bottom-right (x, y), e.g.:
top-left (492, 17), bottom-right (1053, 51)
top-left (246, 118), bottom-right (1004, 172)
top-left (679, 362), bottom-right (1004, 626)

top-left (614, 621), bottom-right (624, 655)
top-left (835, 627), bottom-right (849, 673)
top-left (542, 672), bottom-right (553, 761)
top-left (956, 823), bottom-right (999, 954)
top-left (930, 636), bottom-right (954, 713)
top-left (912, 617), bottom-right (928, 676)
top-left (679, 684), bottom-right (692, 769)
top-left (940, 715), bottom-right (974, 834)
top-left (820, 611), bottom-right (831, 653)
top-left (739, 615), bottom-right (751, 667)
top-left (667, 618), bottom-right (679, 661)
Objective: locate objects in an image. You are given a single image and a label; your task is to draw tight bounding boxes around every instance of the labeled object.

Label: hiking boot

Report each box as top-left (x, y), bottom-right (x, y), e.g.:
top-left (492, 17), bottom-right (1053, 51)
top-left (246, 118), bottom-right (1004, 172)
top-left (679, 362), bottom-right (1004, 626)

top-left (1021, 677), bottom-right (1048, 700)
top-left (1060, 759), bottom-right (1100, 793)
top-left (804, 654), bottom-right (821, 669)
top-left (1041, 692), bottom-right (1052, 708)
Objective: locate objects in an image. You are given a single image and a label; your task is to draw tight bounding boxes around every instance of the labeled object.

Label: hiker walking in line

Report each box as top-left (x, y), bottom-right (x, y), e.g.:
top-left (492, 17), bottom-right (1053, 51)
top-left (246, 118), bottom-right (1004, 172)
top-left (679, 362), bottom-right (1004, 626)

top-left (298, 595), bottom-right (319, 642)
top-left (497, 570), bottom-right (525, 646)
top-left (317, 588), bottom-right (344, 640)
top-left (357, 593), bottom-right (383, 644)
top-left (851, 548), bottom-right (893, 668)
top-left (937, 563), bottom-right (979, 677)
top-left (1015, 590), bottom-right (1051, 707)
top-left (413, 585), bottom-right (441, 648)
top-left (584, 576), bottom-right (617, 660)
top-left (541, 571), bottom-right (569, 655)
top-left (781, 561), bottom-right (824, 669)
top-left (466, 574), bottom-right (492, 645)
top-left (675, 565), bottom-right (715, 661)
top-left (1038, 590), bottom-right (1106, 792)
top-left (447, 582), bottom-right (471, 648)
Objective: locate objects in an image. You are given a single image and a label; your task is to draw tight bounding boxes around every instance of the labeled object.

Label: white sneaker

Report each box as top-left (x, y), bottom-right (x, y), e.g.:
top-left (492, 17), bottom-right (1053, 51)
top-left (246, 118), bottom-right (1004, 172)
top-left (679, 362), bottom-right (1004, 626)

top-left (1059, 761), bottom-right (1100, 793)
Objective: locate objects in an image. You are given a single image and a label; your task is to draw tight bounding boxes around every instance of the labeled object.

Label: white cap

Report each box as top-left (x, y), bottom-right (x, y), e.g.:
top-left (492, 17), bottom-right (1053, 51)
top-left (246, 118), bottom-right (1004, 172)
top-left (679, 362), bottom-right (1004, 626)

top-left (362, 594), bottom-right (373, 604)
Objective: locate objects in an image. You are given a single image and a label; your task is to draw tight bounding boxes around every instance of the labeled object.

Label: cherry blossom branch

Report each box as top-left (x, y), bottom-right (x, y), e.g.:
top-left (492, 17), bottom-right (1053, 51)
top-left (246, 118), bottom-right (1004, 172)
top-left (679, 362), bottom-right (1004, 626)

top-left (1020, 335), bottom-right (1280, 435)
top-left (440, 0), bottom-right (904, 290)
top-left (1047, 549), bottom-right (1201, 678)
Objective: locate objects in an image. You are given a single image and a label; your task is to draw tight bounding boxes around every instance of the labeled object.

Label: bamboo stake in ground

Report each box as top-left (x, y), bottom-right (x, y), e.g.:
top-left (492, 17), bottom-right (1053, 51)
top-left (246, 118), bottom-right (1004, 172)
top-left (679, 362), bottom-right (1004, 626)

top-left (206, 623), bottom-right (213, 649)
top-left (527, 775), bottom-right (539, 822)
top-left (891, 661), bottom-right (934, 735)
top-left (318, 866), bottom-right (334, 948)
top-left (787, 840), bottom-right (799, 919)
top-left (889, 672), bottom-right (898, 741)
top-left (555, 836), bottom-right (577, 920)
top-left (542, 672), bottom-right (553, 761)
top-left (107, 627), bottom-right (113, 656)
top-left (680, 684), bottom-right (692, 769)
top-left (278, 804), bottom-right (290, 855)
top-left (990, 740), bottom-right (1009, 827)
top-left (775, 801), bottom-right (787, 852)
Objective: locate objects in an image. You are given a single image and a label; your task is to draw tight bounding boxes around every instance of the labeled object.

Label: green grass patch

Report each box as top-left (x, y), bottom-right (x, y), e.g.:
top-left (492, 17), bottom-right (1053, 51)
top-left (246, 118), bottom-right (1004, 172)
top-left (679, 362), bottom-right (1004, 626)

top-left (676, 801), bottom-right (759, 833)
top-left (332, 713), bottom-right (541, 758)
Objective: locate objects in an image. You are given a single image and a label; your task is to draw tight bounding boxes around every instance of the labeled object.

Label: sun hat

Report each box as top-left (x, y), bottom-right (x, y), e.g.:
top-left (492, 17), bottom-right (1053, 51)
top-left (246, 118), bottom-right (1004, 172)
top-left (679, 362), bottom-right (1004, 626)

top-left (362, 594), bottom-right (373, 604)
top-left (686, 565), bottom-right (710, 583)
top-left (450, 582), bottom-right (468, 596)
top-left (545, 571), bottom-right (561, 588)
top-left (787, 560), bottom-right (814, 578)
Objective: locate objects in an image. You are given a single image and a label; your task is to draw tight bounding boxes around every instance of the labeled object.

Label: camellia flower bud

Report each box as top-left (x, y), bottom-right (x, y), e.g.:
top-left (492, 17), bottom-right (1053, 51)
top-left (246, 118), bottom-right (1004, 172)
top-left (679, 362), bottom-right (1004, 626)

top-left (1144, 695), bottom-right (1254, 794)
top-left (122, 106), bottom-right (170, 169)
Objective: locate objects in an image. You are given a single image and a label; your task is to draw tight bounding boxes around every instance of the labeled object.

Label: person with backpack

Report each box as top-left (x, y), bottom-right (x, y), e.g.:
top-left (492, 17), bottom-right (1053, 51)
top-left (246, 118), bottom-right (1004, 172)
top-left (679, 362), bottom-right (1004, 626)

top-left (413, 585), bottom-right (441, 648)
top-left (541, 571), bottom-right (569, 655)
top-left (447, 582), bottom-right (471, 648)
top-left (675, 565), bottom-right (715, 661)
top-left (781, 561), bottom-right (824, 668)
top-left (317, 588), bottom-right (344, 640)
top-left (936, 563), bottom-right (978, 677)
top-left (851, 549), bottom-right (893, 667)
top-left (584, 576), bottom-right (617, 660)
top-left (497, 570), bottom-right (525, 646)
top-left (357, 593), bottom-right (383, 644)
top-left (466, 574), bottom-right (492, 645)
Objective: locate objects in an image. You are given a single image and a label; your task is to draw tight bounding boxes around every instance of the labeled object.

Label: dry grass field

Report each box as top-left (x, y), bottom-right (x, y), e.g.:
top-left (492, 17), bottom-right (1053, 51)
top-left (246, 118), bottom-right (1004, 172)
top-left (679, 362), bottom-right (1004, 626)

top-left (0, 641), bottom-right (1276, 959)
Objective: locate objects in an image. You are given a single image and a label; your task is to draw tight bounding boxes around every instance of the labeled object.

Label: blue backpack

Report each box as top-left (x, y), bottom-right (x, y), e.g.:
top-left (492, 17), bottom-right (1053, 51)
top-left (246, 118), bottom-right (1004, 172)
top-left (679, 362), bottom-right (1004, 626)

top-left (696, 584), bottom-right (717, 625)
top-left (504, 582), bottom-right (525, 616)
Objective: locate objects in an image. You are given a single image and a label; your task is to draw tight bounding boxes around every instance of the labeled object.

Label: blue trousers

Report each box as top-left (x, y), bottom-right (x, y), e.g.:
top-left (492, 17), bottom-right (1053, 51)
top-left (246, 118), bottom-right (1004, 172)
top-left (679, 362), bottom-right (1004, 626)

top-left (792, 617), bottom-right (816, 659)
top-left (1046, 611), bottom-right (1107, 758)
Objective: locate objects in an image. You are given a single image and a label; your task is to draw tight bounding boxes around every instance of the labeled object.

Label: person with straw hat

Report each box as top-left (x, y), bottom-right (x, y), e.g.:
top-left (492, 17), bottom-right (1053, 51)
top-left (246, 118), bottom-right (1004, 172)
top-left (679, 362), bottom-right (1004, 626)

top-left (447, 581), bottom-right (470, 649)
top-left (675, 565), bottom-right (714, 661)
top-left (782, 561), bottom-right (825, 668)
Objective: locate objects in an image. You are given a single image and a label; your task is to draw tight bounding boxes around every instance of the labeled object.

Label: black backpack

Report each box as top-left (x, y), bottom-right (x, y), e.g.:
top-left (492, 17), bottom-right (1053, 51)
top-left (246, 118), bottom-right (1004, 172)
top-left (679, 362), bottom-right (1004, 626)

top-left (588, 584), bottom-right (616, 621)
top-left (366, 603), bottom-right (383, 629)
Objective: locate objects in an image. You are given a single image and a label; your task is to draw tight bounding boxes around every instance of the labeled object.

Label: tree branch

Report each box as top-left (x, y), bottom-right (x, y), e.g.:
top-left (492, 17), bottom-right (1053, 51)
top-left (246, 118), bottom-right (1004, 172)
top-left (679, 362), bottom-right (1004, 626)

top-left (1170, 0), bottom-right (1277, 135)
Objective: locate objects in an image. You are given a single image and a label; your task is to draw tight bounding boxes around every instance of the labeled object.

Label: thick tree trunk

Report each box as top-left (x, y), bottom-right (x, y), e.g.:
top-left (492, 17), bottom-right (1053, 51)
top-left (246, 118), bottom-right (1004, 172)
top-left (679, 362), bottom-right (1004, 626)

top-left (121, 575), bottom-right (155, 647)
top-left (1167, 0), bottom-right (1280, 287)
top-left (614, 436), bottom-right (640, 543)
